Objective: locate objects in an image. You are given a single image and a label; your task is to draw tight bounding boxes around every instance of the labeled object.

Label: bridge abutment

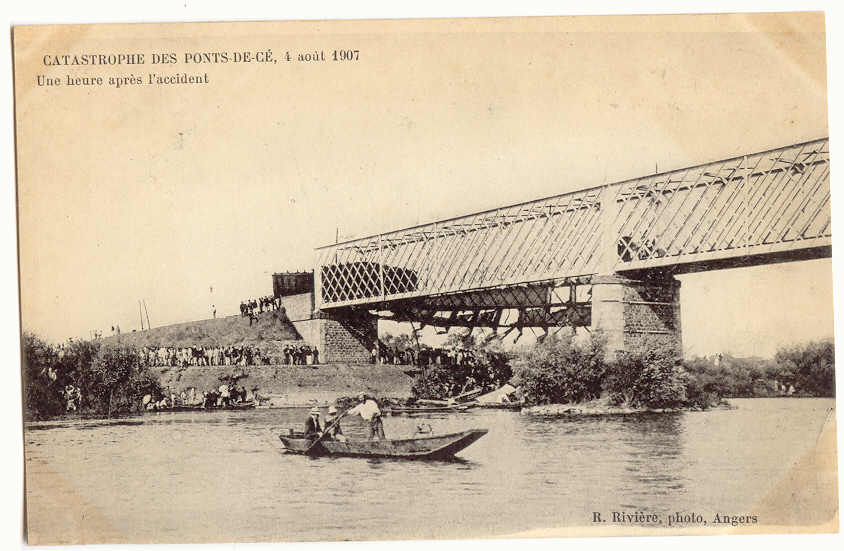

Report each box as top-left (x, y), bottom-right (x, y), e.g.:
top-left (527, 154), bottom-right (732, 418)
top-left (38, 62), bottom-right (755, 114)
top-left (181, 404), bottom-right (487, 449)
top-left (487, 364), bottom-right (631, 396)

top-left (313, 309), bottom-right (378, 363)
top-left (278, 291), bottom-right (378, 363)
top-left (590, 273), bottom-right (682, 359)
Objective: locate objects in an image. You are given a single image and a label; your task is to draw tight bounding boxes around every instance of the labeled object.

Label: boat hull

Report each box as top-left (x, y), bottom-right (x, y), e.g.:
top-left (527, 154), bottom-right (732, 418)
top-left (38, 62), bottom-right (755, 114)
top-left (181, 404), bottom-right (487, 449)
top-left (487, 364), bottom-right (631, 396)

top-left (278, 429), bottom-right (488, 459)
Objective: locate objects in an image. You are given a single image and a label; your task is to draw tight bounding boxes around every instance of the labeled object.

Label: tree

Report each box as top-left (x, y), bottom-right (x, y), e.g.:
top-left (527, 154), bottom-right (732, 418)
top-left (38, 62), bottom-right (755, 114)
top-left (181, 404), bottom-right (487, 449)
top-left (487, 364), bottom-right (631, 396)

top-left (22, 332), bottom-right (165, 419)
top-left (21, 332), bottom-right (65, 420)
top-left (410, 366), bottom-right (457, 400)
top-left (410, 333), bottom-right (514, 400)
top-left (381, 332), bottom-right (416, 354)
top-left (56, 339), bottom-right (100, 395)
top-left (682, 356), bottom-right (731, 406)
top-left (604, 339), bottom-right (688, 408)
top-left (83, 345), bottom-right (163, 416)
top-left (512, 333), bottom-right (606, 405)
top-left (774, 340), bottom-right (835, 397)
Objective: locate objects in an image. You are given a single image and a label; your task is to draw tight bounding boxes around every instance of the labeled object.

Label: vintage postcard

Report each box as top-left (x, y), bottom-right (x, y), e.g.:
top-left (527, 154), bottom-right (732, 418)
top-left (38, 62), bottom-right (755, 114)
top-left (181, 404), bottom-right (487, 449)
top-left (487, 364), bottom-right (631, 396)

top-left (13, 13), bottom-right (837, 545)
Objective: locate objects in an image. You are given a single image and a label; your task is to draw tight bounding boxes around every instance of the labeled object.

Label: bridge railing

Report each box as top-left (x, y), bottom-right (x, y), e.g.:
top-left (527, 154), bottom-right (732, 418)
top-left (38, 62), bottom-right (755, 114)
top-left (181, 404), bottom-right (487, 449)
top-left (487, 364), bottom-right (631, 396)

top-left (315, 138), bottom-right (830, 310)
top-left (315, 184), bottom-right (607, 309)
top-left (612, 138), bottom-right (830, 271)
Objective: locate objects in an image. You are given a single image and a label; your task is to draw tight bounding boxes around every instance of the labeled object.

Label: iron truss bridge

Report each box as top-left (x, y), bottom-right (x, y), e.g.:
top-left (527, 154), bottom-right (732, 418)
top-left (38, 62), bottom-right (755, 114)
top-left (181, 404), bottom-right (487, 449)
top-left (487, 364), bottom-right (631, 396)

top-left (314, 138), bottom-right (830, 333)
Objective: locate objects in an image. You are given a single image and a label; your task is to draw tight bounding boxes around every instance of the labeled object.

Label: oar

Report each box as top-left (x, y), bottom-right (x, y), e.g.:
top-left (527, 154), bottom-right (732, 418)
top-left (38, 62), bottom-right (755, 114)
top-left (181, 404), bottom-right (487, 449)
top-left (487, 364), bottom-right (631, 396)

top-left (304, 410), bottom-right (349, 455)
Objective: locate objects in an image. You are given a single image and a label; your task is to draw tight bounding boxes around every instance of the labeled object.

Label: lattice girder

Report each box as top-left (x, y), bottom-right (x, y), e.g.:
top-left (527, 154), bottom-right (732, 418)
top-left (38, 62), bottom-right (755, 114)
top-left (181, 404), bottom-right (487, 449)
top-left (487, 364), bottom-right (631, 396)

top-left (315, 138), bottom-right (830, 309)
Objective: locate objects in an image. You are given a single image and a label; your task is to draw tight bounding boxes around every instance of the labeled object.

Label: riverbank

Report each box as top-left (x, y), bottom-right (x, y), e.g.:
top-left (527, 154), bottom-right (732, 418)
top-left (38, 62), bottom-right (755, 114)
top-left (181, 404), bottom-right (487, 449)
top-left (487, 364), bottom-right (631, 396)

top-left (154, 363), bottom-right (415, 406)
top-left (521, 396), bottom-right (735, 416)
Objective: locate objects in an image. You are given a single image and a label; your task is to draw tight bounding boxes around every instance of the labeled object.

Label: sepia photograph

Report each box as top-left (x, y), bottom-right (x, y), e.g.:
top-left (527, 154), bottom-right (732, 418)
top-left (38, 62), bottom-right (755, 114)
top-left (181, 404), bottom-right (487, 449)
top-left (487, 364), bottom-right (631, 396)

top-left (10, 8), bottom-right (839, 546)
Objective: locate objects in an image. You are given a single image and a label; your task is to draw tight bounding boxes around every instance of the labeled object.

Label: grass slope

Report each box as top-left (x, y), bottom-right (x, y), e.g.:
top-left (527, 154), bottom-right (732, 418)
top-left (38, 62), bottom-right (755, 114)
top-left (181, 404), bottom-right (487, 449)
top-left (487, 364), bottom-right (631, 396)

top-left (103, 310), bottom-right (301, 350)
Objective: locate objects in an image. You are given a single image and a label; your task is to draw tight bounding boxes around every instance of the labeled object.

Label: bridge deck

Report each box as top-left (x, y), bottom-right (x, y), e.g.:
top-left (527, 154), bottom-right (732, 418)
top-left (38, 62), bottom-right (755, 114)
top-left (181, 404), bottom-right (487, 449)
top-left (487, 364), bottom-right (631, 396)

top-left (315, 138), bottom-right (830, 310)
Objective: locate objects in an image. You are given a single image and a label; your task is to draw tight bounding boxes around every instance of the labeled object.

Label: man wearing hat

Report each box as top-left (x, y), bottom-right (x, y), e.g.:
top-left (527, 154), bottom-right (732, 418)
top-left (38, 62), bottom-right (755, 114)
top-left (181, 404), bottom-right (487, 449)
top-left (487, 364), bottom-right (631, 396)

top-left (347, 392), bottom-right (385, 440)
top-left (304, 406), bottom-right (323, 441)
top-left (324, 405), bottom-right (346, 442)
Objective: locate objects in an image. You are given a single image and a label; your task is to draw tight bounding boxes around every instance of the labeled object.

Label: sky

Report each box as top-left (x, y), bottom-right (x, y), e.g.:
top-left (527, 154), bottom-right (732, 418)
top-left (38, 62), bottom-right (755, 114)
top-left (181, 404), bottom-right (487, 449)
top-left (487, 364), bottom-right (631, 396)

top-left (12, 14), bottom-right (832, 358)
top-left (677, 259), bottom-right (833, 357)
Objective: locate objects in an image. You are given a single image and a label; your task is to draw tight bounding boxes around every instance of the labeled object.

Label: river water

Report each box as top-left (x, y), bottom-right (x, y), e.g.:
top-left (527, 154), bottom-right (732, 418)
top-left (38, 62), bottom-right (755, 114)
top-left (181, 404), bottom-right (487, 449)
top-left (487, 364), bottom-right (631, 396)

top-left (24, 398), bottom-right (836, 544)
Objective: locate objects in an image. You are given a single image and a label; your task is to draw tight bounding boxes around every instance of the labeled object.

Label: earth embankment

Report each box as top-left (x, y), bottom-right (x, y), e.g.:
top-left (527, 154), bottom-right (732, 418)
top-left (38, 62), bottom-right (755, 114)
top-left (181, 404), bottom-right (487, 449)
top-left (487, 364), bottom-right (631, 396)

top-left (102, 310), bottom-right (302, 357)
top-left (153, 363), bottom-right (415, 406)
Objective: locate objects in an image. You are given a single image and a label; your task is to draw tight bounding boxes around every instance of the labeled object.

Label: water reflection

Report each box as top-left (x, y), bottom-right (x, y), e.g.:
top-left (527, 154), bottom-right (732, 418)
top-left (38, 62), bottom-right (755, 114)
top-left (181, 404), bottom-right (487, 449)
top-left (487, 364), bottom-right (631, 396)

top-left (26, 419), bottom-right (146, 431)
top-left (616, 414), bottom-right (687, 505)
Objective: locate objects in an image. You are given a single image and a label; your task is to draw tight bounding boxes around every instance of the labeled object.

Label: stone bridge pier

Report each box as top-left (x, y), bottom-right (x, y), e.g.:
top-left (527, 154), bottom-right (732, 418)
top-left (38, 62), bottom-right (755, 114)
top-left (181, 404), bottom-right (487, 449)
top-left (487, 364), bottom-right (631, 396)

top-left (291, 309), bottom-right (378, 364)
top-left (315, 310), bottom-right (378, 363)
top-left (589, 273), bottom-right (682, 359)
top-left (278, 290), bottom-right (378, 364)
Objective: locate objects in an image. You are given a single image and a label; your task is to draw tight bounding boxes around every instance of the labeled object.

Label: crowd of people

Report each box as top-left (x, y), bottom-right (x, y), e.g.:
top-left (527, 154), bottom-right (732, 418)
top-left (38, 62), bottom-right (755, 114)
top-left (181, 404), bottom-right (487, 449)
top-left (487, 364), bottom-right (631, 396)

top-left (143, 383), bottom-right (268, 411)
top-left (282, 344), bottom-right (319, 365)
top-left (372, 345), bottom-right (480, 367)
top-left (139, 345), bottom-right (273, 367)
top-left (240, 296), bottom-right (281, 317)
top-left (137, 343), bottom-right (319, 367)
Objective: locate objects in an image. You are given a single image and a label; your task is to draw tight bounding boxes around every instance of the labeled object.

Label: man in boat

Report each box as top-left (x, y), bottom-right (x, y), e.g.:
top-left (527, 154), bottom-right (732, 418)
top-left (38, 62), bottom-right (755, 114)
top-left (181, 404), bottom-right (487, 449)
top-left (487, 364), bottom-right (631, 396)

top-left (304, 407), bottom-right (323, 441)
top-left (347, 392), bottom-right (385, 440)
top-left (324, 405), bottom-right (346, 442)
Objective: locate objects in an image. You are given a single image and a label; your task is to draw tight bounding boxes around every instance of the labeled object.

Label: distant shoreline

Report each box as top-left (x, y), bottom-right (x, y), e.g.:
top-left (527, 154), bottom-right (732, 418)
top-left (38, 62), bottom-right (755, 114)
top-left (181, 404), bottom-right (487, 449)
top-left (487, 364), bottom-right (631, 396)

top-left (25, 395), bottom-right (834, 425)
top-left (520, 395), bottom-right (837, 417)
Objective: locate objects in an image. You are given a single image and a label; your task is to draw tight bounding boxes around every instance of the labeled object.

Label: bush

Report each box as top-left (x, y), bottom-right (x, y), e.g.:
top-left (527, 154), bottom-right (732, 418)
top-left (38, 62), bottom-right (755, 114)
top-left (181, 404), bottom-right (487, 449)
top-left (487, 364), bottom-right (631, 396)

top-left (21, 333), bottom-right (163, 419)
top-left (775, 340), bottom-right (835, 397)
top-left (514, 334), bottom-right (696, 409)
top-left (410, 331), bottom-right (833, 409)
top-left (411, 366), bottom-right (459, 400)
top-left (681, 341), bottom-right (835, 400)
top-left (83, 345), bottom-right (163, 415)
top-left (604, 342), bottom-right (687, 408)
top-left (21, 333), bottom-right (65, 420)
top-left (410, 337), bottom-right (514, 400)
top-left (512, 333), bottom-right (606, 406)
top-left (678, 357), bottom-right (731, 406)
top-left (473, 339), bottom-right (513, 390)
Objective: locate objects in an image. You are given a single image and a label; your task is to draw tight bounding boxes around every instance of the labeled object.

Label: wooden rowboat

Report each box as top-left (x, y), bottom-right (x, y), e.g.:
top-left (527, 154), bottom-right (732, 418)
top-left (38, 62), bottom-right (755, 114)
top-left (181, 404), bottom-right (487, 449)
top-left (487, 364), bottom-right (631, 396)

top-left (278, 429), bottom-right (488, 459)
